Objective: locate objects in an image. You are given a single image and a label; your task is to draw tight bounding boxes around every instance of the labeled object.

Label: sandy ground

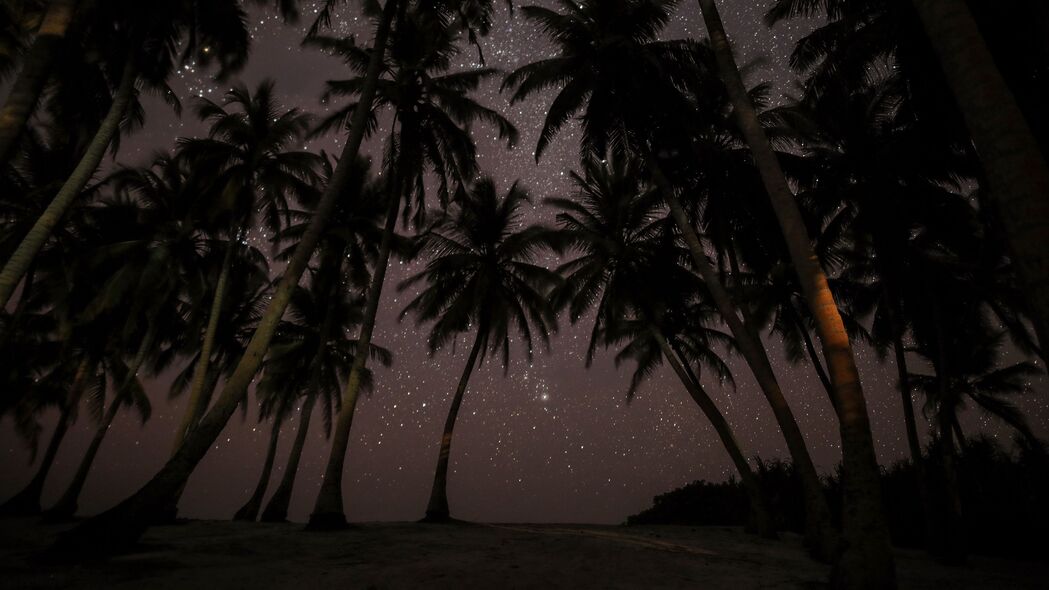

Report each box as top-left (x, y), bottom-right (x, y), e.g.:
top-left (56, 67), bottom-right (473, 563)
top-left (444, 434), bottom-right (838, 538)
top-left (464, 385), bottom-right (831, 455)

top-left (0, 518), bottom-right (1046, 589)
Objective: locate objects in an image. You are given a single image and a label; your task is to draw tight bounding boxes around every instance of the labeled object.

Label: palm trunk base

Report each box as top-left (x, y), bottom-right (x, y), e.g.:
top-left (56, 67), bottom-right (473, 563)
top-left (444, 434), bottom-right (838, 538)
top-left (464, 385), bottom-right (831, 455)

top-left (260, 487), bottom-right (292, 523)
top-left (40, 500), bottom-right (77, 523)
top-left (306, 511), bottom-right (349, 531)
top-left (232, 499), bottom-right (261, 522)
top-left (0, 485), bottom-right (43, 518)
top-left (421, 508), bottom-right (451, 523)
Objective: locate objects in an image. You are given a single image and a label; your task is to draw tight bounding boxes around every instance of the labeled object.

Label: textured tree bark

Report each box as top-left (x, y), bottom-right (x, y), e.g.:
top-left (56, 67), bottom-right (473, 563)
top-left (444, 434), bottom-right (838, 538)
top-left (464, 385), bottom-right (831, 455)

top-left (653, 328), bottom-right (775, 538)
top-left (0, 0), bottom-right (78, 168)
top-left (696, 1), bottom-right (895, 586)
top-left (0, 357), bottom-right (90, 516)
top-left (307, 194), bottom-right (400, 530)
top-left (260, 393), bottom-right (317, 523)
top-left (424, 326), bottom-right (486, 522)
top-left (652, 164), bottom-right (838, 560)
top-left (911, 0), bottom-right (1049, 368)
top-left (171, 237), bottom-right (237, 454)
top-left (44, 394), bottom-right (122, 521)
top-left (0, 53), bottom-right (137, 307)
top-left (51, 1), bottom-right (398, 557)
top-left (232, 419), bottom-right (282, 522)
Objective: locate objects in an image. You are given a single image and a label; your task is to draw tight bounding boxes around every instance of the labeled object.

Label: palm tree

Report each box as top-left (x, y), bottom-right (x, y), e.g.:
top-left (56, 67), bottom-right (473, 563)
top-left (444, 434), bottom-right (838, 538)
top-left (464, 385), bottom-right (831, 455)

top-left (56, 0), bottom-right (401, 554)
top-left (504, 0), bottom-right (837, 558)
top-left (306, 6), bottom-right (517, 529)
top-left (546, 155), bottom-right (774, 537)
top-left (170, 80), bottom-right (321, 456)
top-left (400, 177), bottom-right (558, 522)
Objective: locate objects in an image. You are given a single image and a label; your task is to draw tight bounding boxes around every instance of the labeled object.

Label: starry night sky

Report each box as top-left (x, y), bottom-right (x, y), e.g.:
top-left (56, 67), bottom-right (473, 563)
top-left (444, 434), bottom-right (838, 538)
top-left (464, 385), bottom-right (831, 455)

top-left (2, 1), bottom-right (1046, 524)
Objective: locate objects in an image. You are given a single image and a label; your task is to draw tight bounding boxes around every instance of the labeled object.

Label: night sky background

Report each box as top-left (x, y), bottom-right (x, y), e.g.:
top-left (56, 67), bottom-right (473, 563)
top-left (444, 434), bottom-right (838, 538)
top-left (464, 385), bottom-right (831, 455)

top-left (2, 0), bottom-right (1046, 525)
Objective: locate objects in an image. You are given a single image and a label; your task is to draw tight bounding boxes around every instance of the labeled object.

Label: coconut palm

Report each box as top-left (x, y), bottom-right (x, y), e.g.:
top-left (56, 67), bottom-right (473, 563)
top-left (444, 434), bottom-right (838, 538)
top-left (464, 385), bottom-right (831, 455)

top-left (546, 155), bottom-right (774, 537)
top-left (57, 0), bottom-right (400, 554)
top-left (399, 177), bottom-right (558, 522)
top-left (505, 0), bottom-right (837, 558)
top-left (306, 6), bottom-right (517, 529)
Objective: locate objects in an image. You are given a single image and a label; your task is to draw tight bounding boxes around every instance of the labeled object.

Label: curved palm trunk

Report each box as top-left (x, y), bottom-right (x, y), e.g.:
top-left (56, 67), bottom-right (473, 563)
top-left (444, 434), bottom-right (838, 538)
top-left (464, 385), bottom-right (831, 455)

top-left (233, 419), bottom-right (282, 522)
top-left (695, 2), bottom-right (894, 585)
top-left (0, 53), bottom-right (137, 308)
top-left (424, 327), bottom-right (485, 522)
top-left (651, 327), bottom-right (775, 538)
top-left (0, 357), bottom-right (90, 517)
top-left (0, 0), bottom-right (78, 168)
top-left (52, 1), bottom-right (398, 557)
top-left (44, 395), bottom-right (121, 521)
top-left (910, 0), bottom-right (1049, 367)
top-left (260, 393), bottom-right (317, 523)
top-left (652, 164), bottom-right (837, 559)
top-left (308, 195), bottom-right (400, 530)
top-left (787, 305), bottom-right (835, 400)
top-left (171, 238), bottom-right (236, 454)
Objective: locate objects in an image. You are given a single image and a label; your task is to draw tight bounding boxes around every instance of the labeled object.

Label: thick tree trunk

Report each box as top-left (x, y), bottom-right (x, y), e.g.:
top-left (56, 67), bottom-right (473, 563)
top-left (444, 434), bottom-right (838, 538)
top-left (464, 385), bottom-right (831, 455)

top-left (44, 394), bottom-right (121, 521)
top-left (0, 357), bottom-right (89, 517)
top-left (696, 2), bottom-right (895, 586)
top-left (0, 0), bottom-right (78, 168)
top-left (0, 53), bottom-right (137, 308)
top-left (652, 165), bottom-right (837, 560)
top-left (307, 194), bottom-right (400, 530)
top-left (260, 393), bottom-right (317, 523)
top-left (51, 1), bottom-right (398, 557)
top-left (910, 0), bottom-right (1049, 367)
top-left (171, 237), bottom-right (236, 454)
top-left (232, 419), bottom-right (281, 522)
top-left (424, 327), bottom-right (485, 522)
top-left (652, 327), bottom-right (775, 538)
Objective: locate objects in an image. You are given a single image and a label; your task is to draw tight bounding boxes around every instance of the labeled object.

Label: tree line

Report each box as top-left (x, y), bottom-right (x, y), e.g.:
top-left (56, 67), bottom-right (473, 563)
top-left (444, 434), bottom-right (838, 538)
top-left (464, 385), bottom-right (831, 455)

top-left (0, 1), bottom-right (1046, 589)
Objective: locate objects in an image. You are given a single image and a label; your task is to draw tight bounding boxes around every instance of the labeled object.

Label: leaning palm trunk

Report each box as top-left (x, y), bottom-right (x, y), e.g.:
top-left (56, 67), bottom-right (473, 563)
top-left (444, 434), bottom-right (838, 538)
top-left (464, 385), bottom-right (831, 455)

top-left (787, 306), bottom-right (835, 399)
top-left (52, 1), bottom-right (398, 556)
top-left (651, 327), bottom-right (774, 538)
top-left (0, 357), bottom-right (90, 517)
top-left (0, 54), bottom-right (137, 308)
top-left (424, 326), bottom-right (486, 522)
top-left (0, 0), bottom-right (78, 168)
top-left (171, 237), bottom-right (237, 454)
top-left (696, 1), bottom-right (895, 586)
top-left (308, 195), bottom-right (400, 530)
top-left (260, 393), bottom-right (317, 523)
top-left (44, 395), bottom-right (121, 521)
top-left (233, 419), bottom-right (282, 522)
top-left (910, 0), bottom-right (1049, 367)
top-left (651, 164), bottom-right (837, 559)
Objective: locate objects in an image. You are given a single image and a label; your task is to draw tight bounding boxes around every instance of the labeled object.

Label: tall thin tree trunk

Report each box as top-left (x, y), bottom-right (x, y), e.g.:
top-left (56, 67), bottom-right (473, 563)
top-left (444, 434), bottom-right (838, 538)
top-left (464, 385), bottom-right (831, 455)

top-left (52, 1), bottom-right (398, 556)
top-left (787, 305), bottom-right (835, 399)
top-left (44, 393), bottom-right (121, 521)
top-left (233, 419), bottom-right (282, 522)
top-left (424, 326), bottom-right (485, 522)
top-left (0, 357), bottom-right (89, 517)
top-left (695, 2), bottom-right (895, 586)
top-left (0, 0), bottom-right (78, 168)
top-left (652, 327), bottom-right (775, 538)
top-left (260, 393), bottom-right (317, 523)
top-left (308, 194), bottom-right (400, 530)
top-left (171, 237), bottom-right (237, 454)
top-left (910, 0), bottom-right (1049, 366)
top-left (0, 53), bottom-right (137, 308)
top-left (651, 164), bottom-right (837, 560)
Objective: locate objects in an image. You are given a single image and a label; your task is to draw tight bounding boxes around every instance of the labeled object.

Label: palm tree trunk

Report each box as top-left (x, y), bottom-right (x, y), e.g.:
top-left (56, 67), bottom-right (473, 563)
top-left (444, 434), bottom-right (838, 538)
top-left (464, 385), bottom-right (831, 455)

top-left (44, 393), bottom-right (121, 521)
top-left (787, 305), bottom-right (835, 399)
top-left (910, 0), bottom-right (1049, 367)
top-left (651, 164), bottom-right (837, 560)
top-left (52, 1), bottom-right (398, 557)
top-left (260, 393), bottom-right (317, 523)
top-left (233, 419), bottom-right (281, 522)
top-left (171, 236), bottom-right (237, 454)
top-left (651, 326), bottom-right (775, 538)
top-left (695, 2), bottom-right (894, 585)
top-left (0, 356), bottom-right (89, 517)
top-left (308, 194), bottom-right (400, 530)
top-left (0, 53), bottom-right (137, 308)
top-left (937, 412), bottom-right (966, 564)
top-left (0, 0), bottom-right (78, 168)
top-left (424, 326), bottom-right (486, 522)
top-left (0, 261), bottom-right (35, 350)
